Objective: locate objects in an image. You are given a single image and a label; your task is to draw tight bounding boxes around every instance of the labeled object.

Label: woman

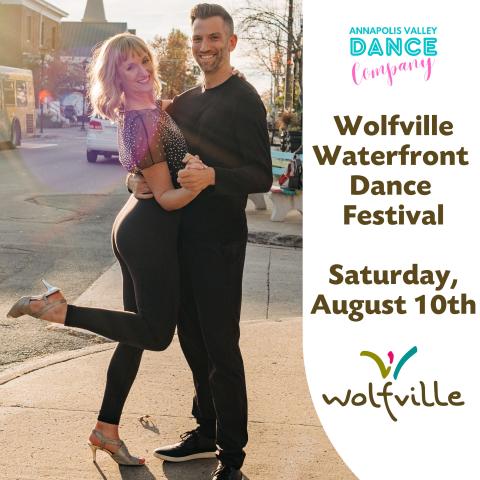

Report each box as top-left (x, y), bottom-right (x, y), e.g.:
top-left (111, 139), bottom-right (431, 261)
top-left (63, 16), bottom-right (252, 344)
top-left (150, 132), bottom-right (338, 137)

top-left (7, 33), bottom-right (205, 466)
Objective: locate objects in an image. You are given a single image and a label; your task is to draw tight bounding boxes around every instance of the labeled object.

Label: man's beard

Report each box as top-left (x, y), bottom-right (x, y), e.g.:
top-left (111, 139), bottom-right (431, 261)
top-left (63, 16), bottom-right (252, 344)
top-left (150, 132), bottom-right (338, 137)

top-left (197, 50), bottom-right (225, 74)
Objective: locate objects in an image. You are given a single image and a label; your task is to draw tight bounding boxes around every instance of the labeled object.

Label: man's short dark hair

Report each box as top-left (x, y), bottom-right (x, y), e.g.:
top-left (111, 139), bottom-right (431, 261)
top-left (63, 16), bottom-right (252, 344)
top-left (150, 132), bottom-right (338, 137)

top-left (190, 3), bottom-right (235, 35)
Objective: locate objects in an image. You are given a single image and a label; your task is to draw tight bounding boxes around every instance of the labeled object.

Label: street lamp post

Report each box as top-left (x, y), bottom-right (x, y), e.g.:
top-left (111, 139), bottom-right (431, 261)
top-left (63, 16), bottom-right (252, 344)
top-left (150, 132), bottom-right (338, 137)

top-left (39, 47), bottom-right (47, 134)
top-left (270, 73), bottom-right (276, 146)
top-left (80, 59), bottom-right (88, 132)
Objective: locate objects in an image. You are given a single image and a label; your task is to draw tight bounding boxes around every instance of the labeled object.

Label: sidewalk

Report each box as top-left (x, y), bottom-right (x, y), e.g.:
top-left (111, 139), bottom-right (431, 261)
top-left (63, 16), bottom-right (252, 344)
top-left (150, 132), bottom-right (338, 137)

top-left (0, 207), bottom-right (355, 479)
top-left (246, 196), bottom-right (302, 244)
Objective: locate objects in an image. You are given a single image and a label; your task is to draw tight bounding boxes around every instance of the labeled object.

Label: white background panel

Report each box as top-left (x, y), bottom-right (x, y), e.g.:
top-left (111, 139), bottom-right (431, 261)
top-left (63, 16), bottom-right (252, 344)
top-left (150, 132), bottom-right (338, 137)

top-left (304, 1), bottom-right (480, 478)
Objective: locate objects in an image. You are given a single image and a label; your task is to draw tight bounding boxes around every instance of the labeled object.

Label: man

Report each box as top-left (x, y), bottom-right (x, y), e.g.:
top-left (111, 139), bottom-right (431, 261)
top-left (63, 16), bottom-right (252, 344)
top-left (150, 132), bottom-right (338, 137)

top-left (130, 4), bottom-right (272, 479)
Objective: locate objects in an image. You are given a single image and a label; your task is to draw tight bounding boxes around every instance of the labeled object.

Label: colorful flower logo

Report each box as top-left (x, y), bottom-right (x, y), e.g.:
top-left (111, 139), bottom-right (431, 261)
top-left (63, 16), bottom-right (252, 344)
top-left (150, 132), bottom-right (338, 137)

top-left (360, 346), bottom-right (418, 380)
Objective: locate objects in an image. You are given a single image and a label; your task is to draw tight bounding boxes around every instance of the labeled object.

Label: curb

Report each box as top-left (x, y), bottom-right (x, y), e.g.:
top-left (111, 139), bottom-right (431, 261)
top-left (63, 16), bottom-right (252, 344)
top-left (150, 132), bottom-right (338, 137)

top-left (0, 343), bottom-right (115, 386)
top-left (248, 230), bottom-right (302, 248)
top-left (0, 317), bottom-right (302, 386)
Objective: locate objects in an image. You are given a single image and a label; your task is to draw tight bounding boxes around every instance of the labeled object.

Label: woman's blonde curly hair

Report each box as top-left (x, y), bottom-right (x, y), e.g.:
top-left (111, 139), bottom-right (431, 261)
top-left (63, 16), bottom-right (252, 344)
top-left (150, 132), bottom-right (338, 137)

top-left (88, 33), bottom-right (161, 121)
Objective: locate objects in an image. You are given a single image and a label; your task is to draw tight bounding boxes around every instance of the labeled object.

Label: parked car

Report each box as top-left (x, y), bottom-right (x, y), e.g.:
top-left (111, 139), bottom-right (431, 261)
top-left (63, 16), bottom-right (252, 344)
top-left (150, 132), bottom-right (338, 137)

top-left (86, 115), bottom-right (118, 163)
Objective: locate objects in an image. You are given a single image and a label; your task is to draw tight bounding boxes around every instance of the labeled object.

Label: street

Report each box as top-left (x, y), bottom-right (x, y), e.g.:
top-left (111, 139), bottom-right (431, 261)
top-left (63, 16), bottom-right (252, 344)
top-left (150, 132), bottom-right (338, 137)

top-left (0, 128), bottom-right (128, 371)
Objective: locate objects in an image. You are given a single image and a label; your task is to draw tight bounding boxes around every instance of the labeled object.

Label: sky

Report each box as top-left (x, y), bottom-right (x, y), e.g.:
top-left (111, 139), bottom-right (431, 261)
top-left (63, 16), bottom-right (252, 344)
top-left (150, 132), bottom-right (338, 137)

top-left (53, 0), bottom-right (286, 93)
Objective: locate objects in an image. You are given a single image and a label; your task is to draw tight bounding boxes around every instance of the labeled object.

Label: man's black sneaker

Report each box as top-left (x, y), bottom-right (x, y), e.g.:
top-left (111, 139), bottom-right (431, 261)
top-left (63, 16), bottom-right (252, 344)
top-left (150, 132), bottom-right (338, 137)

top-left (153, 429), bottom-right (217, 462)
top-left (211, 462), bottom-right (243, 480)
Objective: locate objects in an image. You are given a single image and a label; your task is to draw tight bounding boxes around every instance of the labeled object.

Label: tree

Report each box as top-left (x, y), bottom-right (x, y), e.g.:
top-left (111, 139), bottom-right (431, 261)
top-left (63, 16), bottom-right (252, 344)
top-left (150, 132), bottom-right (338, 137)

top-left (23, 55), bottom-right (86, 107)
top-left (236, 0), bottom-right (303, 113)
top-left (150, 29), bottom-right (198, 99)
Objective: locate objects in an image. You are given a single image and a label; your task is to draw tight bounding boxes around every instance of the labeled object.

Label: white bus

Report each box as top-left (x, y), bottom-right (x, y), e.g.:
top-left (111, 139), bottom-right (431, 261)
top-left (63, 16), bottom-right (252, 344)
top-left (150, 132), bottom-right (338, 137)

top-left (0, 66), bottom-right (36, 148)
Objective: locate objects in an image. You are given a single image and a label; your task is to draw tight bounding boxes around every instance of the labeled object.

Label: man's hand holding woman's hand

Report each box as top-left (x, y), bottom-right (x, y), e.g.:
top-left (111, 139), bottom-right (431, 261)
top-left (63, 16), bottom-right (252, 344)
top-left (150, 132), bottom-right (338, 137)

top-left (127, 153), bottom-right (213, 199)
top-left (178, 153), bottom-right (215, 193)
top-left (183, 153), bottom-right (206, 170)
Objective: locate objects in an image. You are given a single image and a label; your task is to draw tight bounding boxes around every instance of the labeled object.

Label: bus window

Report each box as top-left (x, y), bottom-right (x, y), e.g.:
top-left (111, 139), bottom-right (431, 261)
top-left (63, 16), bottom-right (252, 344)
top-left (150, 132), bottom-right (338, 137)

top-left (0, 83), bottom-right (10, 143)
top-left (2, 80), bottom-right (15, 106)
top-left (16, 81), bottom-right (28, 107)
top-left (27, 81), bottom-right (34, 104)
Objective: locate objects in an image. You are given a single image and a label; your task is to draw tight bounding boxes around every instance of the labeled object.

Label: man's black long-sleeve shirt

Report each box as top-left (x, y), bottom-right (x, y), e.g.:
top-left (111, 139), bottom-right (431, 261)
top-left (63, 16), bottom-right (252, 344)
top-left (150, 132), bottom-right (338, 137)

top-left (167, 75), bottom-right (272, 242)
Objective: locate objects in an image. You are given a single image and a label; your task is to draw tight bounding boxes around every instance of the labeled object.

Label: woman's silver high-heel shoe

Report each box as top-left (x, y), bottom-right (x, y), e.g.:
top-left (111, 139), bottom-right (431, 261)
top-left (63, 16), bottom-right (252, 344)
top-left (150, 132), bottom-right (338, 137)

top-left (88, 429), bottom-right (145, 466)
top-left (6, 279), bottom-right (66, 319)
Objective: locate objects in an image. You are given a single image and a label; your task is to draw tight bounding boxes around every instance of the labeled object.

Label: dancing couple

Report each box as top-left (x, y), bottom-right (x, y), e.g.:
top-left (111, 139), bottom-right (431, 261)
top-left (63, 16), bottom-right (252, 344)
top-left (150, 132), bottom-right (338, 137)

top-left (7, 3), bottom-right (272, 480)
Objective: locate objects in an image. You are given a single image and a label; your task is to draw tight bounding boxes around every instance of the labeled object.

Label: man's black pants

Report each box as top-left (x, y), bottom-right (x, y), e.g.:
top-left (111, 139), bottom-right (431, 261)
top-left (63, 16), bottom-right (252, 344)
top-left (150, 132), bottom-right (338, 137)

top-left (177, 237), bottom-right (248, 469)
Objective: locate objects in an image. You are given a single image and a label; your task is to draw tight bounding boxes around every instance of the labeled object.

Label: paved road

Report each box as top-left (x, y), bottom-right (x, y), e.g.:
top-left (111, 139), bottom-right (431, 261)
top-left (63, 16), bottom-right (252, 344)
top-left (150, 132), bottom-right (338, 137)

top-left (0, 129), bottom-right (128, 371)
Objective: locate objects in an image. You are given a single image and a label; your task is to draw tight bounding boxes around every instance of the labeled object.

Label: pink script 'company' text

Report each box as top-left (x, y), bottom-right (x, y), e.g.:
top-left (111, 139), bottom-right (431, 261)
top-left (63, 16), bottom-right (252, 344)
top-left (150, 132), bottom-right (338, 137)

top-left (352, 57), bottom-right (434, 86)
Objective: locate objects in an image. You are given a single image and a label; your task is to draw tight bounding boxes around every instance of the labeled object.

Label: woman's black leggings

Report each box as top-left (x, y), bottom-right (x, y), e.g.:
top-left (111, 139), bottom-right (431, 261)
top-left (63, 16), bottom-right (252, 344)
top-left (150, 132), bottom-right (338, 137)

top-left (65, 196), bottom-right (180, 424)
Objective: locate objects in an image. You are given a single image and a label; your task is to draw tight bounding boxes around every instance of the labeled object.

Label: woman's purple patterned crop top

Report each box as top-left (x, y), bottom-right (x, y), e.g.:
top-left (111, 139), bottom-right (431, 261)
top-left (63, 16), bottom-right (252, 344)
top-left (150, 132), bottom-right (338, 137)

top-left (118, 104), bottom-right (187, 188)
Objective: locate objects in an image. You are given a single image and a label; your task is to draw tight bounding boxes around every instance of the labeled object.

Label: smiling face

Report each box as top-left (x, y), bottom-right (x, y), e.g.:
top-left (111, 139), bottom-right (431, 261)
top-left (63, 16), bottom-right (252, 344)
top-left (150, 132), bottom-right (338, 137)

top-left (191, 16), bottom-right (237, 74)
top-left (117, 50), bottom-right (155, 98)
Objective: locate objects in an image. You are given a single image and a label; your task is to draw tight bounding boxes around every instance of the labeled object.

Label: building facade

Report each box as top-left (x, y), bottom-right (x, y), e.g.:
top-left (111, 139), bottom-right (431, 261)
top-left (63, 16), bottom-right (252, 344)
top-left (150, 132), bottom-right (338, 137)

top-left (0, 0), bottom-right (68, 68)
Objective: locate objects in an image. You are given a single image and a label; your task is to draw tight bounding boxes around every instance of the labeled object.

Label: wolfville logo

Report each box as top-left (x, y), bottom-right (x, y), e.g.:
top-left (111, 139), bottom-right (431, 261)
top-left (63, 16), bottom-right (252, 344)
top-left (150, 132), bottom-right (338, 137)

top-left (322, 347), bottom-right (464, 421)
